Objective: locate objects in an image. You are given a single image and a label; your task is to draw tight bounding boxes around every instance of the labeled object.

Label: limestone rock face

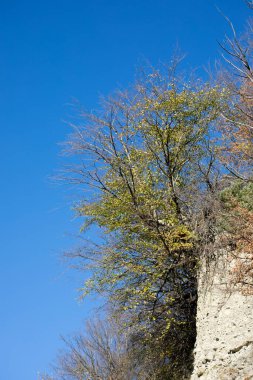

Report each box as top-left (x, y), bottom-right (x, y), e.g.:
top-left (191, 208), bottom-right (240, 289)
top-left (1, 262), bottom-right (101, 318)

top-left (191, 255), bottom-right (253, 380)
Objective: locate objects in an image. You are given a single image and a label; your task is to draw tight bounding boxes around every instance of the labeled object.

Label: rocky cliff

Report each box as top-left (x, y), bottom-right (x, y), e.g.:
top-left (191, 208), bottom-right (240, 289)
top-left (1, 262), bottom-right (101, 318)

top-left (191, 253), bottom-right (253, 380)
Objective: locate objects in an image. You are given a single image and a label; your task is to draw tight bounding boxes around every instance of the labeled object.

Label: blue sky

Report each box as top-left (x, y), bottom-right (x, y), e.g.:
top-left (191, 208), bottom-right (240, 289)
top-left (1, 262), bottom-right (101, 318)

top-left (0, 1), bottom-right (250, 379)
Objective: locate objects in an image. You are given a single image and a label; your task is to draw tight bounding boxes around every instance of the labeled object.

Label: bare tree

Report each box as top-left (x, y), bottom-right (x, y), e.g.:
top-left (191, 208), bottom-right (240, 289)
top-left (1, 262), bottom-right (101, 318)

top-left (215, 5), bottom-right (253, 294)
top-left (40, 316), bottom-right (154, 380)
top-left (218, 7), bottom-right (253, 181)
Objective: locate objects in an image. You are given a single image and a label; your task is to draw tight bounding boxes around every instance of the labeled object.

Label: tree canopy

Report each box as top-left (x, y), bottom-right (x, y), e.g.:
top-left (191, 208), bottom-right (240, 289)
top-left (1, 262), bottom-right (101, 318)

top-left (61, 68), bottom-right (230, 378)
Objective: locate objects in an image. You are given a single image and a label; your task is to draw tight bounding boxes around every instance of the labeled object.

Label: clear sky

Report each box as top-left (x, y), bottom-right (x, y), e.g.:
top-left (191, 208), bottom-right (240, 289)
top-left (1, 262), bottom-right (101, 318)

top-left (0, 1), bottom-right (250, 379)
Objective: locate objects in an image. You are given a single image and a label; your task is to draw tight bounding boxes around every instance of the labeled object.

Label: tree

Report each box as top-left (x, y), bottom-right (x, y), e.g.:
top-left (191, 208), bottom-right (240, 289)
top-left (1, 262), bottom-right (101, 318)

top-left (218, 11), bottom-right (253, 181)
top-left (45, 5), bottom-right (253, 379)
top-left (39, 317), bottom-right (148, 380)
top-left (216, 6), bottom-right (253, 293)
top-left (63, 66), bottom-right (227, 378)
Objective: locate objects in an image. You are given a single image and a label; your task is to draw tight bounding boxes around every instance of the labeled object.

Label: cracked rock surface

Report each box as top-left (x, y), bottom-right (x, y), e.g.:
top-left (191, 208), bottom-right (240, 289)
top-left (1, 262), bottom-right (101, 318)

top-left (191, 254), bottom-right (253, 380)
